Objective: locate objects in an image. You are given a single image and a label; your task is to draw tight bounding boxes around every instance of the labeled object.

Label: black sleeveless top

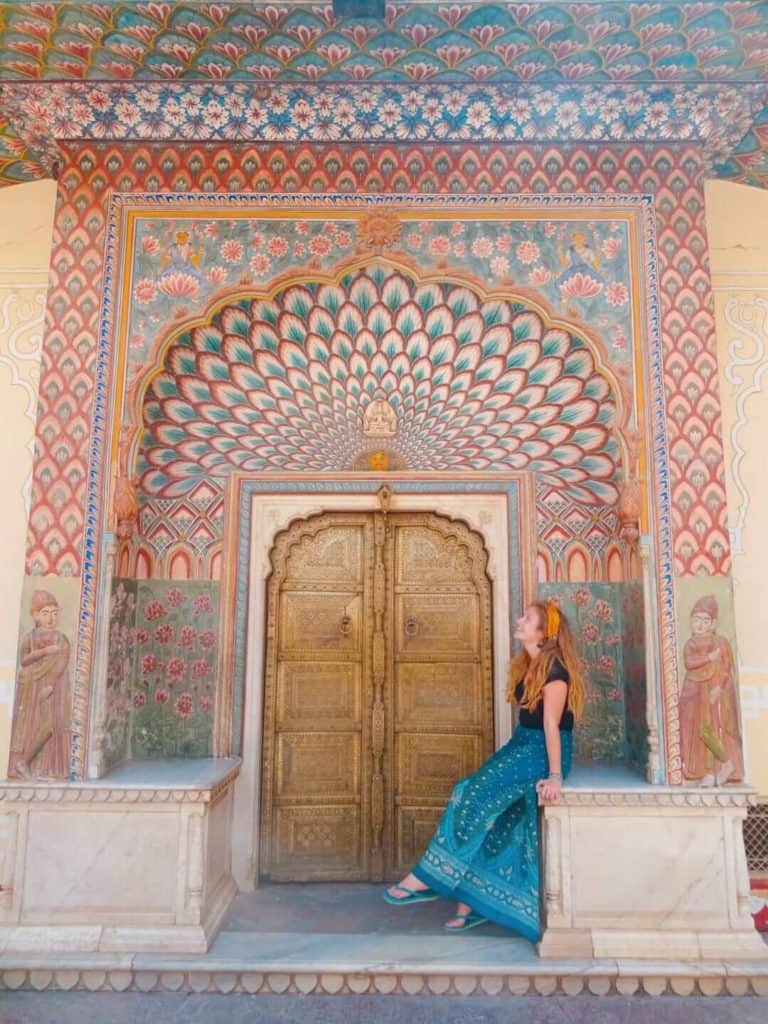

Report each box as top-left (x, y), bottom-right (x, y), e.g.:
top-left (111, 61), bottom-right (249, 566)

top-left (514, 657), bottom-right (574, 732)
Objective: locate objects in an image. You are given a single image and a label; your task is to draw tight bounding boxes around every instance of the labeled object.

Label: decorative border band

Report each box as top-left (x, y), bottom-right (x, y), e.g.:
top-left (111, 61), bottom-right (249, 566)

top-left (0, 965), bottom-right (766, 997)
top-left (2, 82), bottom-right (764, 157)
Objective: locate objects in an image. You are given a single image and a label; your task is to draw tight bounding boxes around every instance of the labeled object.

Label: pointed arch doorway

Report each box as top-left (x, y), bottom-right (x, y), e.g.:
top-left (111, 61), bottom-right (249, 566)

top-left (259, 509), bottom-right (495, 883)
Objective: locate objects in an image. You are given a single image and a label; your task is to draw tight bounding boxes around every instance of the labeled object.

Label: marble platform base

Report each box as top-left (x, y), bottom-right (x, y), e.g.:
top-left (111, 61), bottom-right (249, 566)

top-left (1, 928), bottom-right (767, 997)
top-left (539, 769), bottom-right (767, 960)
top-left (0, 759), bottom-right (240, 955)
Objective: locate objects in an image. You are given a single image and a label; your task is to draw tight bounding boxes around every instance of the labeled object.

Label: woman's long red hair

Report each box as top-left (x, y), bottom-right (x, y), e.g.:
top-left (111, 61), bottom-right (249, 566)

top-left (506, 601), bottom-right (586, 720)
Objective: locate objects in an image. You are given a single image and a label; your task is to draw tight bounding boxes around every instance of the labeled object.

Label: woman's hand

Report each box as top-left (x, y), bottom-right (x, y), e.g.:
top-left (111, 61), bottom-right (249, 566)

top-left (536, 777), bottom-right (562, 803)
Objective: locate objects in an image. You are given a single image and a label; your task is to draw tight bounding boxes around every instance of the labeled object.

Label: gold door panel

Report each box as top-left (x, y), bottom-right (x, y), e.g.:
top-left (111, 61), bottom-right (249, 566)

top-left (395, 525), bottom-right (475, 585)
top-left (279, 592), bottom-right (362, 653)
top-left (261, 516), bottom-right (371, 883)
top-left (261, 509), bottom-right (493, 883)
top-left (395, 733), bottom-right (485, 798)
top-left (395, 594), bottom-right (479, 655)
top-left (276, 662), bottom-right (361, 732)
top-left (275, 806), bottom-right (362, 877)
top-left (388, 516), bottom-right (493, 880)
top-left (276, 733), bottom-right (361, 798)
top-left (395, 807), bottom-right (444, 873)
top-left (395, 663), bottom-right (484, 730)
top-left (284, 527), bottom-right (364, 584)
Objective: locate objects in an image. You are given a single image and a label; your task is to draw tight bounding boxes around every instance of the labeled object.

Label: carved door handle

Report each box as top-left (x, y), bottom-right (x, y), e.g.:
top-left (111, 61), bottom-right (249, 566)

top-left (340, 611), bottom-right (352, 636)
top-left (404, 615), bottom-right (418, 637)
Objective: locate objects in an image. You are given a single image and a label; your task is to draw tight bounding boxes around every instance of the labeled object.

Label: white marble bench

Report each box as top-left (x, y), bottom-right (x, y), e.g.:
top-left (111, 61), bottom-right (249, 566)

top-left (0, 757), bottom-right (240, 955)
top-left (539, 763), bottom-right (766, 959)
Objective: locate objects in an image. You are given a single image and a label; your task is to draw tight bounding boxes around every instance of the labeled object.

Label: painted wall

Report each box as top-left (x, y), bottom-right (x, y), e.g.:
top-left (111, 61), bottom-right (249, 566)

top-left (0, 178), bottom-right (56, 779)
top-left (707, 179), bottom-right (768, 799)
top-left (0, 140), bottom-right (750, 787)
top-left (3, 140), bottom-right (734, 783)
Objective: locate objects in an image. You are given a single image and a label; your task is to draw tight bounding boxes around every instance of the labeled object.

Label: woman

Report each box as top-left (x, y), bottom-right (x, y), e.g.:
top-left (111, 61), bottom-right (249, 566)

top-left (383, 600), bottom-right (585, 940)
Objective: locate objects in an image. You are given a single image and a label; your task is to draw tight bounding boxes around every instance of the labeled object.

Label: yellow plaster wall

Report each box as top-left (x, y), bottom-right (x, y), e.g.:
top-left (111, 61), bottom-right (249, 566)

top-left (0, 178), bottom-right (57, 779)
top-left (706, 179), bottom-right (768, 799)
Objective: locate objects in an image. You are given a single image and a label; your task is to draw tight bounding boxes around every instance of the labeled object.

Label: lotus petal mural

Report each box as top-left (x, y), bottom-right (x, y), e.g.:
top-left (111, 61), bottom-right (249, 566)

top-left (138, 264), bottom-right (619, 503)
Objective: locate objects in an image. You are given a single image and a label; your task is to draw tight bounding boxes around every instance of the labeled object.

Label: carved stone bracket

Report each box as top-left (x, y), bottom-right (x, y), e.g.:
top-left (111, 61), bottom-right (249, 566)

top-left (113, 426), bottom-right (139, 540)
top-left (617, 426), bottom-right (643, 565)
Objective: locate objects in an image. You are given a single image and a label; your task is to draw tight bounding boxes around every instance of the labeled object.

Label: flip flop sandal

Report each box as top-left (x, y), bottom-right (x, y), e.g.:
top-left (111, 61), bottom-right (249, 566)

top-left (382, 885), bottom-right (438, 906)
top-left (444, 912), bottom-right (487, 932)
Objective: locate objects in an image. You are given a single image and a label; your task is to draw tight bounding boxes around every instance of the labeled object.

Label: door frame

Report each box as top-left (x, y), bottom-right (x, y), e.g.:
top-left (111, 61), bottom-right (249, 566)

top-left (228, 476), bottom-right (535, 891)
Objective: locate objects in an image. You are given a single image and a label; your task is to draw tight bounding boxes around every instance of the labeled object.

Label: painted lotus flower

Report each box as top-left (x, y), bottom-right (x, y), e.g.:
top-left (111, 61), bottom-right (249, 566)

top-left (139, 264), bottom-right (619, 504)
top-left (529, 266), bottom-right (553, 285)
top-left (157, 272), bottom-right (200, 299)
top-left (560, 273), bottom-right (603, 298)
top-left (134, 278), bottom-right (157, 304)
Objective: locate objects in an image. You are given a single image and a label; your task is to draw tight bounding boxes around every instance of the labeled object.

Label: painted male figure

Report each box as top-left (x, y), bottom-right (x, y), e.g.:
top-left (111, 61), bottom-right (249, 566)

top-left (8, 590), bottom-right (71, 779)
top-left (679, 595), bottom-right (744, 786)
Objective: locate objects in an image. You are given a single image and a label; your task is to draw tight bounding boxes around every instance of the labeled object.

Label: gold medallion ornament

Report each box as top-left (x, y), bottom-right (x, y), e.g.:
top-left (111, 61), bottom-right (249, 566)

top-left (357, 209), bottom-right (401, 250)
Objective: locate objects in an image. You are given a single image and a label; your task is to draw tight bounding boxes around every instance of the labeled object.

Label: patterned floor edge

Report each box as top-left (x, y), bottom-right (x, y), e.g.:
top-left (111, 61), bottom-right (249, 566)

top-left (2, 964), bottom-right (768, 997)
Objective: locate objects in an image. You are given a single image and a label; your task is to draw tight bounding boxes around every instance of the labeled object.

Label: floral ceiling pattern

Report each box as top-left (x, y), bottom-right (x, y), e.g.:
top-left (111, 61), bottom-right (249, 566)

top-left (0, 2), bottom-right (768, 187)
top-left (0, 2), bottom-right (766, 83)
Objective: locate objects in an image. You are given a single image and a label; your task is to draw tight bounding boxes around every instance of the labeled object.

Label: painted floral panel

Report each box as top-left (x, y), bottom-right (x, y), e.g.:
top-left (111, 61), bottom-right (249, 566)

top-left (540, 582), bottom-right (627, 764)
top-left (131, 579), bottom-right (219, 759)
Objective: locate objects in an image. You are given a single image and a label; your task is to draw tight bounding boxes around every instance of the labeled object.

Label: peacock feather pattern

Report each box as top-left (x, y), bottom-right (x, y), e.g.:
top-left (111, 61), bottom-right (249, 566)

top-left (139, 264), bottom-right (619, 504)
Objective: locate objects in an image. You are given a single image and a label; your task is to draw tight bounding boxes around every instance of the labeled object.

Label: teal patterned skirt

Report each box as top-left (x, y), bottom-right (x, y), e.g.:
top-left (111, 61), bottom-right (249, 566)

top-left (412, 725), bottom-right (573, 942)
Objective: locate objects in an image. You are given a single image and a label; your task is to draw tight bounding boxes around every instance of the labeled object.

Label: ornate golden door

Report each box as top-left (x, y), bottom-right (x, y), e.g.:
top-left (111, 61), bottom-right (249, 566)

top-left (260, 510), bottom-right (493, 883)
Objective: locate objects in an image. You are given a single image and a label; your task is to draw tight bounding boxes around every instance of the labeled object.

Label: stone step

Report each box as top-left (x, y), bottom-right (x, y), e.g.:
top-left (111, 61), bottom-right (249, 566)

top-left (2, 928), bottom-right (768, 997)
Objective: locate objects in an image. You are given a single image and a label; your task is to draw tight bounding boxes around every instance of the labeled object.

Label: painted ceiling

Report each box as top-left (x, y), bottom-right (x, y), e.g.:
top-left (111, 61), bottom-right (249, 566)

top-left (1, 2), bottom-right (768, 186)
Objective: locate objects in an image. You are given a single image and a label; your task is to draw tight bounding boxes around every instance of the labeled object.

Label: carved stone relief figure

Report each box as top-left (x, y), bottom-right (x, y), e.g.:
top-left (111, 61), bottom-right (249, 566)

top-left (8, 589), bottom-right (71, 779)
top-left (363, 398), bottom-right (397, 438)
top-left (679, 595), bottom-right (744, 786)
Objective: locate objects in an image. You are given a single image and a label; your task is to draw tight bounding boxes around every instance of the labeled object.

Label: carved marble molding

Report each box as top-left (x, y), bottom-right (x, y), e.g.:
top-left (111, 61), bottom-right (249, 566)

top-left (0, 761), bottom-right (240, 805)
top-left (555, 787), bottom-right (757, 810)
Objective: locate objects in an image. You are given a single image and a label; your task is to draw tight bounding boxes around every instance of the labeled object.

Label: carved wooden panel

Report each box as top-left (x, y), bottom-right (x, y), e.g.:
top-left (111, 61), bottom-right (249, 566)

top-left (395, 662), bottom-right (483, 730)
top-left (387, 515), bottom-right (494, 881)
top-left (285, 528), bottom-right (364, 585)
top-left (395, 526), bottom-right (474, 586)
top-left (395, 594), bottom-right (479, 656)
top-left (396, 733), bottom-right (484, 798)
top-left (276, 733), bottom-right (360, 798)
top-left (279, 592), bottom-right (361, 655)
top-left (273, 806), bottom-right (363, 880)
top-left (276, 662), bottom-right (361, 732)
top-left (261, 516), bottom-right (371, 882)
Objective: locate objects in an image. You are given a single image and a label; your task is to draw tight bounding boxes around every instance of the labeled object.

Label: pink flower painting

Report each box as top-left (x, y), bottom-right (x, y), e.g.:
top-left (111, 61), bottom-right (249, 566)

top-left (560, 273), bottom-right (603, 298)
top-left (157, 272), bottom-right (200, 299)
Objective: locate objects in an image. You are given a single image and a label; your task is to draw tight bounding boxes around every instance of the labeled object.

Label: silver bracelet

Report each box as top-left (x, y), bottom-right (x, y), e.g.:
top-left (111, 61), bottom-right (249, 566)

top-left (548, 771), bottom-right (562, 781)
